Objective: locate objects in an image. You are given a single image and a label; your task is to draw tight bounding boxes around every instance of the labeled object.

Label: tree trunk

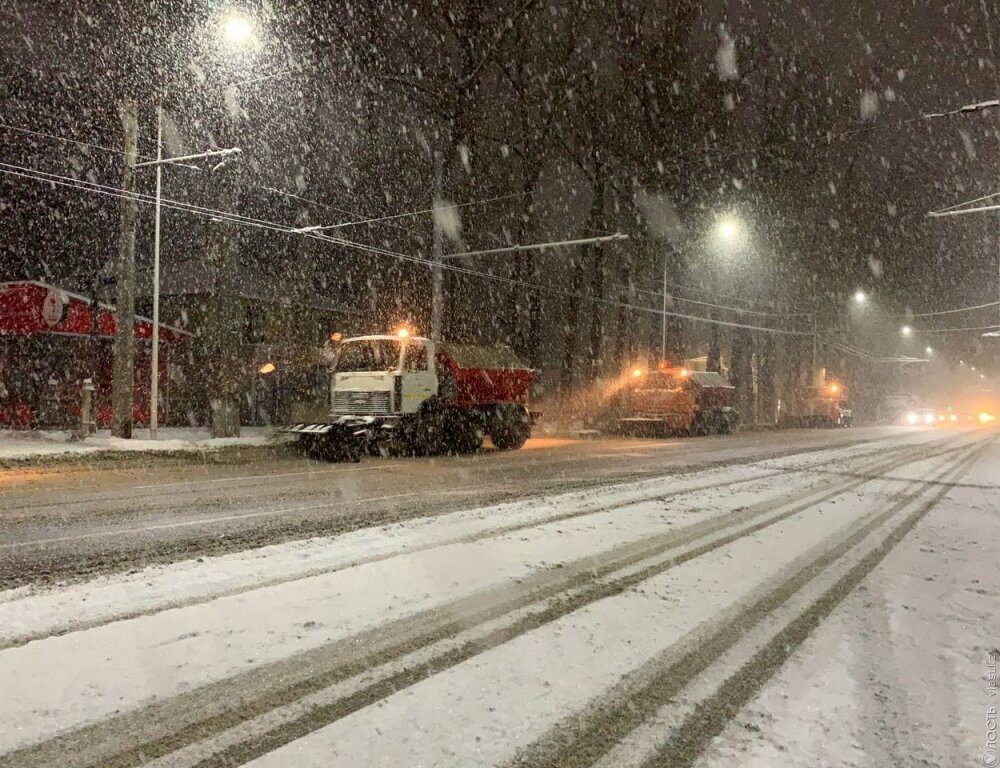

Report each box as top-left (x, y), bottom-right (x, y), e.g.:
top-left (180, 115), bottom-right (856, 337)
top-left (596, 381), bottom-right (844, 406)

top-left (759, 333), bottom-right (777, 425)
top-left (205, 162), bottom-right (243, 438)
top-left (585, 174), bottom-right (606, 380)
top-left (707, 316), bottom-right (722, 373)
top-left (111, 103), bottom-right (138, 439)
top-left (730, 327), bottom-right (754, 424)
top-left (560, 255), bottom-right (586, 398)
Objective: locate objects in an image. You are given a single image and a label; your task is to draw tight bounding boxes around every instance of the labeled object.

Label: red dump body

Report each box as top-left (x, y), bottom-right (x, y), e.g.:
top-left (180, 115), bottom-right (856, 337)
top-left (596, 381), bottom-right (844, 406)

top-left (435, 343), bottom-right (533, 408)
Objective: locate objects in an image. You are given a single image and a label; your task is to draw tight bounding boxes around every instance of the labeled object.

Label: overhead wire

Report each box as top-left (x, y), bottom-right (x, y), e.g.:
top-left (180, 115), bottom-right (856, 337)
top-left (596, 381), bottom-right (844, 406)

top-left (893, 299), bottom-right (1000, 318)
top-left (632, 285), bottom-right (811, 319)
top-left (0, 159), bottom-right (811, 336)
top-left (0, 120), bottom-right (819, 320)
top-left (913, 323), bottom-right (1000, 333)
top-left (0, 118), bottom-right (399, 230)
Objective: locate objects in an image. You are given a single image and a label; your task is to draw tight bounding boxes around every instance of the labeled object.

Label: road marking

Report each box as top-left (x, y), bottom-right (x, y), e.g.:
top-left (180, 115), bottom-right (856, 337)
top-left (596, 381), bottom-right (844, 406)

top-left (0, 491), bottom-right (449, 549)
top-left (132, 463), bottom-right (402, 490)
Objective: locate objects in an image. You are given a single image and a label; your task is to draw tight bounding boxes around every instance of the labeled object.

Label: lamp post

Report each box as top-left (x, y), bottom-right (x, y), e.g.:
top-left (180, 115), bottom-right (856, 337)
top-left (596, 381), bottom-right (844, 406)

top-left (136, 133), bottom-right (241, 439)
top-left (655, 216), bottom-right (743, 361)
top-left (138, 11), bottom-right (255, 438)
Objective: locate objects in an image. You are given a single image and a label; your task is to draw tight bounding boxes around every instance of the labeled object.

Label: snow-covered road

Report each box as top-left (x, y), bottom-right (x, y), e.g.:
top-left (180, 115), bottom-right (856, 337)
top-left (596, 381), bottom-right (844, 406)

top-left (0, 427), bottom-right (995, 768)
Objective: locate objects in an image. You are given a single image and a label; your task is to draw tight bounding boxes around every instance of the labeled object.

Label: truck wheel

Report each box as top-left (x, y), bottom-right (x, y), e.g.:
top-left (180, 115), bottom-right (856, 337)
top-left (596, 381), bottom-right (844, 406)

top-left (412, 415), bottom-right (446, 456)
top-left (306, 433), bottom-right (360, 463)
top-left (492, 406), bottom-right (530, 451)
top-left (445, 413), bottom-right (483, 454)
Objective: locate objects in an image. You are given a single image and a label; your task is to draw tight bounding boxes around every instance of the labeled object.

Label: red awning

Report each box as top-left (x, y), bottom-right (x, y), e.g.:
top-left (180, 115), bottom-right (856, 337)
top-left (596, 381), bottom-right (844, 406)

top-left (0, 281), bottom-right (191, 344)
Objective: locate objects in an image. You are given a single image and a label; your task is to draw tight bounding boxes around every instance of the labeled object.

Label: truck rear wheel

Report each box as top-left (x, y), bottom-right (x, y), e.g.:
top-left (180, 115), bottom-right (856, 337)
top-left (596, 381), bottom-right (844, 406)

top-left (444, 411), bottom-right (483, 454)
top-left (491, 405), bottom-right (530, 451)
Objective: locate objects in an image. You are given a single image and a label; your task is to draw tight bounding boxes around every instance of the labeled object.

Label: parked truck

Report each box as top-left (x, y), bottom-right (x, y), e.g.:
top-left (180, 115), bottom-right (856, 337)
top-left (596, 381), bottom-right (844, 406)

top-left (589, 364), bottom-right (739, 437)
top-left (283, 331), bottom-right (538, 460)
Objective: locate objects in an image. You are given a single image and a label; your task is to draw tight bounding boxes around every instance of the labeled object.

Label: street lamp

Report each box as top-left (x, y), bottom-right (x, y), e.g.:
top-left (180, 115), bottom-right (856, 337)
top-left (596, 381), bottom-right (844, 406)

top-left (716, 216), bottom-right (741, 241)
top-left (901, 325), bottom-right (913, 337)
top-left (853, 290), bottom-right (867, 305)
top-left (223, 14), bottom-right (254, 44)
top-left (925, 346), bottom-right (933, 355)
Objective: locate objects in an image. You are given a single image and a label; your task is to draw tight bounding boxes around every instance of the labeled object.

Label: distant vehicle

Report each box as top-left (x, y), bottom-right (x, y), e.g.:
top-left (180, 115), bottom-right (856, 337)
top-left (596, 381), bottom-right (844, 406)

top-left (903, 408), bottom-right (938, 426)
top-left (283, 330), bottom-right (538, 460)
top-left (778, 382), bottom-right (852, 428)
top-left (588, 364), bottom-right (739, 437)
top-left (878, 393), bottom-right (916, 424)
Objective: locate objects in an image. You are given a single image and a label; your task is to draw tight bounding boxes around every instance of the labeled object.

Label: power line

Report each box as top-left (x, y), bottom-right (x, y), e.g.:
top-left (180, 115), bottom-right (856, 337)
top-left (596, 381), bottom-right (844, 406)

top-left (894, 300), bottom-right (1000, 318)
top-left (0, 159), bottom-right (810, 337)
top-left (0, 118), bottom-right (395, 230)
top-left (915, 323), bottom-right (1000, 333)
top-left (633, 285), bottom-right (811, 319)
top-left (0, 121), bottom-right (157, 162)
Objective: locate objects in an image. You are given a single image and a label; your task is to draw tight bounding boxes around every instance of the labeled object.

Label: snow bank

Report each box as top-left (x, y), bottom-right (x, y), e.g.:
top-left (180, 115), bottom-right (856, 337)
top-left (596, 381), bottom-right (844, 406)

top-left (0, 426), bottom-right (276, 460)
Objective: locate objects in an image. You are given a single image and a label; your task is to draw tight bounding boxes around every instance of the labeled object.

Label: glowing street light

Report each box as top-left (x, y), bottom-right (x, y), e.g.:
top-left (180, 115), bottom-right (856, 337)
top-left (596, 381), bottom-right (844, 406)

top-left (901, 325), bottom-right (913, 337)
top-left (223, 13), bottom-right (254, 45)
top-left (716, 216), bottom-right (741, 240)
top-left (925, 346), bottom-right (933, 355)
top-left (853, 290), bottom-right (867, 305)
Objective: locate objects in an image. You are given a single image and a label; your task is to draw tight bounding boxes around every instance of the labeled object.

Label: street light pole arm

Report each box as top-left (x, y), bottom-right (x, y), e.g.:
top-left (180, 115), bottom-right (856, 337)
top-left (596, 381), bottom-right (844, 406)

top-left (439, 233), bottom-right (628, 260)
top-left (135, 147), bottom-right (242, 168)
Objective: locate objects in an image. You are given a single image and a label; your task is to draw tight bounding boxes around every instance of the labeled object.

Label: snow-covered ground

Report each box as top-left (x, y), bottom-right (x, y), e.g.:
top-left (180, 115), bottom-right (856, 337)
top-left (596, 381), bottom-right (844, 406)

top-left (0, 428), bottom-right (995, 767)
top-left (0, 426), bottom-right (277, 460)
top-left (691, 437), bottom-right (1000, 768)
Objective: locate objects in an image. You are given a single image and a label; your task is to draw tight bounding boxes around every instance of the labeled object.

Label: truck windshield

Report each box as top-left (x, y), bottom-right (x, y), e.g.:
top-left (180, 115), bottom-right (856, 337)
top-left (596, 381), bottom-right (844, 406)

top-left (335, 340), bottom-right (401, 372)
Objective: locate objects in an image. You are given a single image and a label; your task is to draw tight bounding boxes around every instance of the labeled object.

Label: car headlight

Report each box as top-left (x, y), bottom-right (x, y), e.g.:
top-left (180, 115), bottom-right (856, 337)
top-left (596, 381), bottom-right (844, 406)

top-left (923, 413), bottom-right (936, 425)
top-left (949, 414), bottom-right (958, 422)
top-left (906, 412), bottom-right (918, 425)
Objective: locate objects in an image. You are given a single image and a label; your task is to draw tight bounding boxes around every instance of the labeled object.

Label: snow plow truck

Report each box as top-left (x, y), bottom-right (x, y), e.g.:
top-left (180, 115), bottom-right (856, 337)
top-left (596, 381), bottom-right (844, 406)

top-left (777, 381), bottom-right (852, 428)
top-left (283, 331), bottom-right (538, 461)
top-left (588, 364), bottom-right (739, 437)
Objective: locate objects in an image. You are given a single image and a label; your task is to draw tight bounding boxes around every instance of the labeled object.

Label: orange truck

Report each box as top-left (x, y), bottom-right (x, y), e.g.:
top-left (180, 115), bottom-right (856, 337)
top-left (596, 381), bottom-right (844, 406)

top-left (777, 382), bottom-right (852, 428)
top-left (589, 365), bottom-right (739, 437)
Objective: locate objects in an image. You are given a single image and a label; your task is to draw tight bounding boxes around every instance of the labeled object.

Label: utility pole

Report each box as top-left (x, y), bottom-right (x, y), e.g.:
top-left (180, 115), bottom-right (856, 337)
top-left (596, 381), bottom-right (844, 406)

top-left (111, 103), bottom-right (138, 439)
top-left (660, 249), bottom-right (668, 361)
top-left (431, 151), bottom-right (444, 340)
top-left (811, 314), bottom-right (818, 384)
top-left (149, 100), bottom-right (164, 439)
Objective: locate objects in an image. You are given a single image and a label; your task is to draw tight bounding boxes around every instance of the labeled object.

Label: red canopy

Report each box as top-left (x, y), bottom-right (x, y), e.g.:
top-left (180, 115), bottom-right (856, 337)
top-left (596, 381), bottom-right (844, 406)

top-left (0, 281), bottom-right (190, 344)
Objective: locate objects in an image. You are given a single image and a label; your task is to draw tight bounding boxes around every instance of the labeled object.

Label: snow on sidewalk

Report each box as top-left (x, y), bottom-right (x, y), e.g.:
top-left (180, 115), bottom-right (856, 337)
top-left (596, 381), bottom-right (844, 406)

top-left (0, 426), bottom-right (276, 460)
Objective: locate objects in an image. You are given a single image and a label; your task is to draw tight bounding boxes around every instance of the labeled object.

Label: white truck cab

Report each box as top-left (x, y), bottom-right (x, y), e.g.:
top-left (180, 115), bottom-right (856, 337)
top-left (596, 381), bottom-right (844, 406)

top-left (331, 334), bottom-right (438, 417)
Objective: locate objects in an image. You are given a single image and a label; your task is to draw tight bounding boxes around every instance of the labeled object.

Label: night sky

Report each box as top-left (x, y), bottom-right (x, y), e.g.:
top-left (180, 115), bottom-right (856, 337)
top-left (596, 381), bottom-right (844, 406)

top-left (2, 0), bottom-right (1000, 372)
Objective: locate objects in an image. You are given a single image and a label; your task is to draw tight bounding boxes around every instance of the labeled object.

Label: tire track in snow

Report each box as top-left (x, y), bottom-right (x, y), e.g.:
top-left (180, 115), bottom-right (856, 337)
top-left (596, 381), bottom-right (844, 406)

top-left (0, 437), bottom-right (968, 768)
top-left (0, 432), bottom-right (927, 591)
top-left (0, 434), bottom-right (955, 649)
top-left (504, 436), bottom-right (989, 768)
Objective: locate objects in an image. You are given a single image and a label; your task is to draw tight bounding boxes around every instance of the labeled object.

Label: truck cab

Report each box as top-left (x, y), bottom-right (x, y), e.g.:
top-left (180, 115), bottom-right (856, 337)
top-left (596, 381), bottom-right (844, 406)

top-left (332, 334), bottom-right (437, 417)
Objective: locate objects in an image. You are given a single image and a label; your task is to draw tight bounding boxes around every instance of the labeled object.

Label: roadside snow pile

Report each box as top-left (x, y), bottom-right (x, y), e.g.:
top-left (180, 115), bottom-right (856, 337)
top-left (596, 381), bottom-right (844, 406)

top-left (0, 427), bottom-right (277, 460)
